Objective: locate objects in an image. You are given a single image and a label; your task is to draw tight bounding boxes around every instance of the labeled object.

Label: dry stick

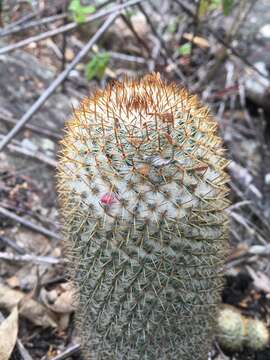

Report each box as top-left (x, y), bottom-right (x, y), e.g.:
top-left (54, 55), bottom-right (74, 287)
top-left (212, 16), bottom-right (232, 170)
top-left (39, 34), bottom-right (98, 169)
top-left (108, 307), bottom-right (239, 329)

top-left (197, 0), bottom-right (256, 89)
top-left (0, 0), bottom-right (113, 39)
top-left (0, 0), bottom-right (145, 56)
top-left (0, 1), bottom-right (146, 153)
top-left (0, 114), bottom-right (62, 140)
top-left (61, 1), bottom-right (69, 93)
top-left (108, 51), bottom-right (148, 64)
top-left (0, 235), bottom-right (26, 254)
top-left (16, 338), bottom-right (33, 360)
top-left (174, 0), bottom-right (268, 80)
top-left (0, 251), bottom-right (62, 264)
top-left (0, 206), bottom-right (60, 240)
top-left (3, 12), bottom-right (36, 32)
top-left (137, 3), bottom-right (186, 83)
top-left (6, 142), bottom-right (56, 167)
top-left (0, 13), bottom-right (67, 38)
top-left (189, 0), bottom-right (200, 56)
top-left (0, 134), bottom-right (57, 167)
top-left (50, 344), bottom-right (81, 360)
top-left (120, 14), bottom-right (151, 56)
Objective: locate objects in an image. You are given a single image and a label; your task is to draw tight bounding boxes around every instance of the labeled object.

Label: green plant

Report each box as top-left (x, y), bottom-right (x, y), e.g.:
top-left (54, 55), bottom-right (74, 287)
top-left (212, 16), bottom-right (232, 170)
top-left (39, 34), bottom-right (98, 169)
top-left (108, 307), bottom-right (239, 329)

top-left (68, 0), bottom-right (95, 24)
top-left (85, 53), bottom-right (110, 81)
top-left (222, 0), bottom-right (234, 16)
top-left (198, 0), bottom-right (234, 17)
top-left (58, 73), bottom-right (230, 359)
top-left (178, 42), bottom-right (192, 56)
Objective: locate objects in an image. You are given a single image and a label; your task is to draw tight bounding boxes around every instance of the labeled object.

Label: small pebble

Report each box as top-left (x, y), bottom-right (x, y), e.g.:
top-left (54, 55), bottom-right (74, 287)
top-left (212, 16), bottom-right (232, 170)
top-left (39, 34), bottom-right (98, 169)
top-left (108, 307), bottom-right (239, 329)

top-left (265, 173), bottom-right (270, 185)
top-left (21, 138), bottom-right (38, 152)
top-left (260, 24), bottom-right (270, 38)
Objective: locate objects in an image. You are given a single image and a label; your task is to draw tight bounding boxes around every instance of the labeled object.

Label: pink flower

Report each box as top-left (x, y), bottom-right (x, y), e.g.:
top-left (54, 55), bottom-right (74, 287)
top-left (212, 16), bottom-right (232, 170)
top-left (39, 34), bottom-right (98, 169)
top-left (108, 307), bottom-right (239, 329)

top-left (100, 192), bottom-right (117, 206)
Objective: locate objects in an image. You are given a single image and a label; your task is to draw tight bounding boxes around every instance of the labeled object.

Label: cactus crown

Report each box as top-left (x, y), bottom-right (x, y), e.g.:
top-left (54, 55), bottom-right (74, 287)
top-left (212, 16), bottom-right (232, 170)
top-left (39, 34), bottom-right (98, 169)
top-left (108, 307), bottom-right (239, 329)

top-left (57, 73), bottom-right (230, 359)
top-left (58, 73), bottom-right (228, 224)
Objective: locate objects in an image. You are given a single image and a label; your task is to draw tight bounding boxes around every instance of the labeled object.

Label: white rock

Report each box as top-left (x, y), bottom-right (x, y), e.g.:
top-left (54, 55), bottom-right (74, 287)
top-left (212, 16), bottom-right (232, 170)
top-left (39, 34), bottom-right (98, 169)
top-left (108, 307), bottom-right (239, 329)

top-left (265, 173), bottom-right (270, 185)
top-left (41, 138), bottom-right (55, 152)
top-left (260, 24), bottom-right (270, 38)
top-left (21, 138), bottom-right (38, 152)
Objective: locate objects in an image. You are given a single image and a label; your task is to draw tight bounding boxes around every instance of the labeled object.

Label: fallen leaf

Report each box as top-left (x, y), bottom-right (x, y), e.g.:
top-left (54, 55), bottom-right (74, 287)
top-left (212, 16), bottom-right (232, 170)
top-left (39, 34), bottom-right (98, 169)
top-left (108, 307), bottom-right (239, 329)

top-left (39, 283), bottom-right (76, 330)
top-left (41, 285), bottom-right (76, 314)
top-left (0, 284), bottom-right (57, 328)
top-left (227, 243), bottom-right (249, 260)
top-left (0, 307), bottom-right (18, 360)
top-left (183, 33), bottom-right (209, 49)
top-left (6, 276), bottom-right (20, 288)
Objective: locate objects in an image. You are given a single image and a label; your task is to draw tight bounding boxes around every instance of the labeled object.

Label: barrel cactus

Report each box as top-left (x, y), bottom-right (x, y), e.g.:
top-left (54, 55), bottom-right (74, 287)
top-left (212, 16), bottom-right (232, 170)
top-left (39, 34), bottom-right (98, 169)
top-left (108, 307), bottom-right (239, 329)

top-left (57, 73), bottom-right (230, 359)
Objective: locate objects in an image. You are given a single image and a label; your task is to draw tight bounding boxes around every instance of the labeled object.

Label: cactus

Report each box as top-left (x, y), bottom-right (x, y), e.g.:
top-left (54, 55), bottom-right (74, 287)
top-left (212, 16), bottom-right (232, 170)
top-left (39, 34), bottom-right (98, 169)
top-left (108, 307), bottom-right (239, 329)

top-left (217, 305), bottom-right (269, 351)
top-left (57, 73), bottom-right (230, 359)
top-left (217, 305), bottom-right (246, 351)
top-left (247, 318), bottom-right (269, 351)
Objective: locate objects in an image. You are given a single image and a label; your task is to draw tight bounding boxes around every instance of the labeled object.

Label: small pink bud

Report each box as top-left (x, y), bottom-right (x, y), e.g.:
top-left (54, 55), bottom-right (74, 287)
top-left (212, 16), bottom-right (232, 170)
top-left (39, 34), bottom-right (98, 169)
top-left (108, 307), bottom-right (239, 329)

top-left (100, 192), bottom-right (117, 206)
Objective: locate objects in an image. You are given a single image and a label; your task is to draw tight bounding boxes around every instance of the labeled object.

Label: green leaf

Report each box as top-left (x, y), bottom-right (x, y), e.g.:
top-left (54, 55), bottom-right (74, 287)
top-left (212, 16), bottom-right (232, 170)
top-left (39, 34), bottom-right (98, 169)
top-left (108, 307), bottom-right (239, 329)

top-left (178, 43), bottom-right (191, 56)
top-left (198, 0), bottom-right (212, 18)
top-left (68, 0), bottom-right (95, 24)
top-left (68, 0), bottom-right (80, 12)
top-left (125, 9), bottom-right (136, 18)
top-left (79, 5), bottom-right (96, 15)
top-left (85, 53), bottom-right (110, 81)
top-left (199, 0), bottom-right (227, 16)
top-left (222, 0), bottom-right (234, 16)
top-left (74, 13), bottom-right (86, 24)
top-left (209, 0), bottom-right (222, 10)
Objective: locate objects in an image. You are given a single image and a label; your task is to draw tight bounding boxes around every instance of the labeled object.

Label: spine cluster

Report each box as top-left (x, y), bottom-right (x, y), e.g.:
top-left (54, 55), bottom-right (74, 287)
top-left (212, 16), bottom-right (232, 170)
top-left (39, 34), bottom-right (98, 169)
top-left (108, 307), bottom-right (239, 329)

top-left (57, 73), bottom-right (230, 359)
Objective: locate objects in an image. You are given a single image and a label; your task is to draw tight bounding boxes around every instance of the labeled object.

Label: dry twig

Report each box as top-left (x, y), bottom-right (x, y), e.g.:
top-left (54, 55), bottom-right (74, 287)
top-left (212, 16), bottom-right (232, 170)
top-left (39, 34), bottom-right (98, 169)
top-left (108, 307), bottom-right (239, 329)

top-left (0, 206), bottom-right (60, 240)
top-left (0, 134), bottom-right (57, 167)
top-left (0, 251), bottom-right (62, 265)
top-left (0, 13), bottom-right (67, 38)
top-left (0, 114), bottom-right (62, 140)
top-left (0, 235), bottom-right (26, 254)
top-left (0, 0), bottom-right (145, 56)
top-left (174, 0), bottom-right (268, 80)
top-left (0, 0), bottom-right (146, 152)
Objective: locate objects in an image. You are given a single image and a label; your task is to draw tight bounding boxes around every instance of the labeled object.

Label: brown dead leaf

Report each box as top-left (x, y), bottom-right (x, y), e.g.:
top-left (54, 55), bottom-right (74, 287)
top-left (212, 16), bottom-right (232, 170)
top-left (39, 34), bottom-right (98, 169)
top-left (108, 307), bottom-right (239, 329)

top-left (0, 284), bottom-right (57, 328)
top-left (6, 276), bottom-right (20, 288)
top-left (65, 48), bottom-right (75, 61)
top-left (0, 307), bottom-right (18, 360)
top-left (20, 299), bottom-right (57, 328)
top-left (183, 32), bottom-right (210, 49)
top-left (227, 243), bottom-right (249, 260)
top-left (40, 283), bottom-right (76, 314)
top-left (39, 283), bottom-right (76, 330)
